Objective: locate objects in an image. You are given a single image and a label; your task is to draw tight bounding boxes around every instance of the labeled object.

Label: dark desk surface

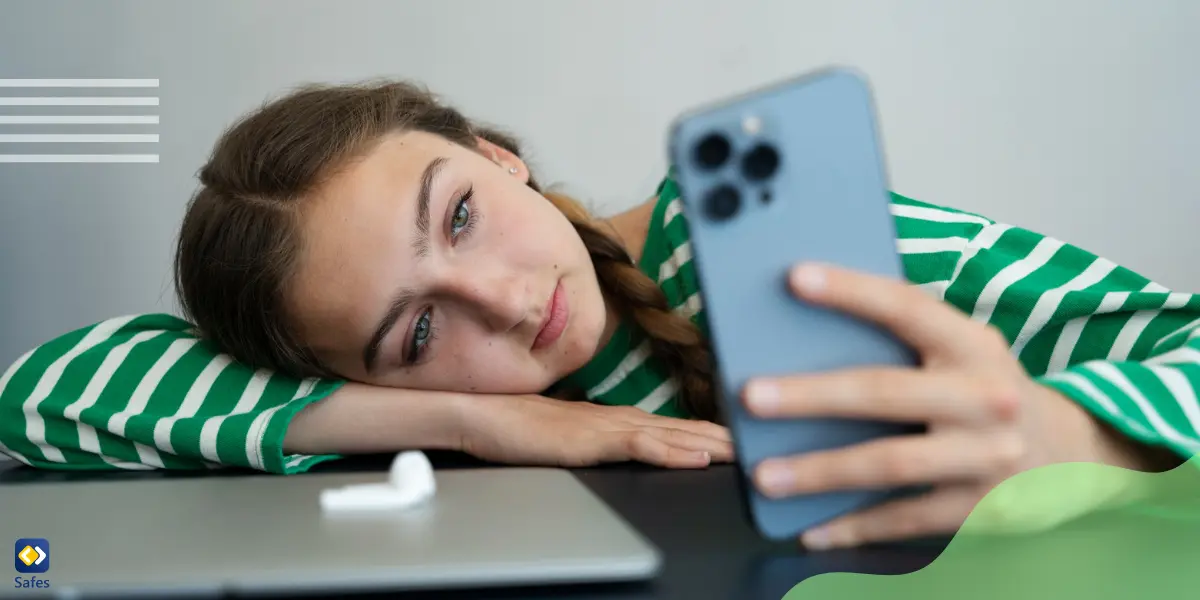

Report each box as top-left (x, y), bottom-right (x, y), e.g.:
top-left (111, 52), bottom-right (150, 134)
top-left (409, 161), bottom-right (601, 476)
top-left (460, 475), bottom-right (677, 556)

top-left (0, 452), bottom-right (947, 599)
top-left (6, 454), bottom-right (1198, 599)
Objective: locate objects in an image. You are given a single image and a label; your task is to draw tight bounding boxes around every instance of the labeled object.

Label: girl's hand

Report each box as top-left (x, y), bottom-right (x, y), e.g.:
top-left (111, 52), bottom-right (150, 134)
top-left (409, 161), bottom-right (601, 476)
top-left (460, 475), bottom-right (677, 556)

top-left (741, 263), bottom-right (1153, 550)
top-left (460, 394), bottom-right (734, 469)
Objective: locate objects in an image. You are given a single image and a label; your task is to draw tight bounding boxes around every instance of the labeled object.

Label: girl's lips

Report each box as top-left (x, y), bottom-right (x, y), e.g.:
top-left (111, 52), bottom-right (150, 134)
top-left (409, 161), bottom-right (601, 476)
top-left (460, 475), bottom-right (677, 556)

top-left (533, 280), bottom-right (568, 350)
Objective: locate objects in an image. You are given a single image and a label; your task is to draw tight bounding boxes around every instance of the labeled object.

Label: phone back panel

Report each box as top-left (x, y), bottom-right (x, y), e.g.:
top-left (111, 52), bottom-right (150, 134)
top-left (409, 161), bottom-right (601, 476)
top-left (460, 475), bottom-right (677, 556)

top-left (668, 68), bottom-right (920, 540)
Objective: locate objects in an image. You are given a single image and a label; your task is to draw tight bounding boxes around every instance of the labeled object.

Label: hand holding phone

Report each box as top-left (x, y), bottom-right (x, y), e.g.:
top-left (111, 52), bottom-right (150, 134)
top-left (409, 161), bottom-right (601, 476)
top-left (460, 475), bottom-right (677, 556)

top-left (668, 67), bottom-right (924, 541)
top-left (741, 262), bottom-right (1107, 550)
top-left (668, 68), bottom-right (1119, 548)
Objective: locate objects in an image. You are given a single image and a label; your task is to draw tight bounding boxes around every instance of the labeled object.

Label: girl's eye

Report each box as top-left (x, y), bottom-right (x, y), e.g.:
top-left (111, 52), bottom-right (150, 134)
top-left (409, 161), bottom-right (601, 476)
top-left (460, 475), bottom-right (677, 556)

top-left (409, 309), bottom-right (433, 361)
top-left (450, 186), bottom-right (475, 239)
top-left (451, 197), bottom-right (471, 236)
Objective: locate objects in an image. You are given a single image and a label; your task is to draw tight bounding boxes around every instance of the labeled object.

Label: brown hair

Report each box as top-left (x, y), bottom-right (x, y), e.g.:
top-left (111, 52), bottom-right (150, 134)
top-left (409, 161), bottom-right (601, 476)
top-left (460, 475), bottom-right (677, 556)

top-left (174, 79), bottom-right (718, 421)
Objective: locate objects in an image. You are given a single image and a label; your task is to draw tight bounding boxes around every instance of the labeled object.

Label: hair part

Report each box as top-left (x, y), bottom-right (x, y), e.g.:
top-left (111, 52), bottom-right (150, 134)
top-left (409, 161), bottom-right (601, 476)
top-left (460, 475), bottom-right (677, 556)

top-left (174, 79), bottom-right (719, 421)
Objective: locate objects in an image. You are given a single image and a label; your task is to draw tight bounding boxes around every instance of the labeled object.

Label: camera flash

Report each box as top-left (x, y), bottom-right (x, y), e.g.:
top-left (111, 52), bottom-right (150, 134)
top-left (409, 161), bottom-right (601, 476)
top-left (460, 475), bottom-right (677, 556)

top-left (742, 115), bottom-right (762, 135)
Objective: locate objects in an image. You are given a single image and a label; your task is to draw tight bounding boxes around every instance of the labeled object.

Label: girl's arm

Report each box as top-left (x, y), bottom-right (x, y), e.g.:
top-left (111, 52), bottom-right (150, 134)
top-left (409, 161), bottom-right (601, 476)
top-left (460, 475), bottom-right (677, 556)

top-left (891, 193), bottom-right (1200, 466)
top-left (282, 381), bottom-right (468, 456)
top-left (0, 314), bottom-right (348, 473)
top-left (0, 314), bottom-right (731, 474)
top-left (285, 381), bottom-right (736, 469)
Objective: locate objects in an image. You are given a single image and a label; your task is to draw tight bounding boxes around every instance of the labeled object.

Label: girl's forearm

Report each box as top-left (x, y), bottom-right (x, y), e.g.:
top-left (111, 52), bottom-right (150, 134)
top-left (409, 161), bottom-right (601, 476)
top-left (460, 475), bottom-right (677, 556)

top-left (283, 382), bottom-right (471, 455)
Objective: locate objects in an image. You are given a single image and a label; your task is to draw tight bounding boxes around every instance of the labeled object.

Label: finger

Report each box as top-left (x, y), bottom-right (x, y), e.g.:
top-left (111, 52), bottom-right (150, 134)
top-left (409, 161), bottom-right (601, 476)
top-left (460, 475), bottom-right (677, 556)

top-left (753, 428), bottom-right (1024, 498)
top-left (743, 368), bottom-right (1020, 424)
top-left (788, 263), bottom-right (1000, 357)
top-left (686, 420), bottom-right (734, 442)
top-left (652, 427), bottom-right (736, 463)
top-left (800, 485), bottom-right (981, 550)
top-left (617, 430), bottom-right (713, 469)
top-left (632, 409), bottom-right (733, 442)
top-left (668, 420), bottom-right (733, 445)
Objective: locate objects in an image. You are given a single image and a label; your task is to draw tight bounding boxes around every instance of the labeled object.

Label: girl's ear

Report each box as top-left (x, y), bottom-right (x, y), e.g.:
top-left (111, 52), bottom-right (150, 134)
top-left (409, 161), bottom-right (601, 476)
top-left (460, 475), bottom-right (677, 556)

top-left (475, 136), bottom-right (530, 183)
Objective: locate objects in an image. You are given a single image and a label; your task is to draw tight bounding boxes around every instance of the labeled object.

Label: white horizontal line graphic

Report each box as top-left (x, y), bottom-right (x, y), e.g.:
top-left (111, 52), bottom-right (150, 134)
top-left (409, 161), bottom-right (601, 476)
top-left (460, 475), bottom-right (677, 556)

top-left (0, 79), bottom-right (159, 88)
top-left (0, 154), bottom-right (160, 163)
top-left (0, 134), bottom-right (158, 143)
top-left (0, 115), bottom-right (159, 124)
top-left (0, 97), bottom-right (159, 106)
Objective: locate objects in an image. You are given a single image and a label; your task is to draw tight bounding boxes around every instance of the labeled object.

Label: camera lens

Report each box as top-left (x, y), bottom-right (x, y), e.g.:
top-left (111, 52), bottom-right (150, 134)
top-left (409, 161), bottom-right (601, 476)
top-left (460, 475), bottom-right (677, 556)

top-left (704, 184), bottom-right (741, 221)
top-left (741, 143), bottom-right (780, 181)
top-left (693, 133), bottom-right (731, 170)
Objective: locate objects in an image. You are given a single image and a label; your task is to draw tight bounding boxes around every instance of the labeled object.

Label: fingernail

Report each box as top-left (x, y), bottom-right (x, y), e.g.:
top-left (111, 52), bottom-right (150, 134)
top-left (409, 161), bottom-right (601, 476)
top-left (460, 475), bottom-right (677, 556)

top-left (756, 462), bottom-right (792, 496)
top-left (801, 528), bottom-right (833, 551)
top-left (744, 380), bottom-right (779, 413)
top-left (791, 264), bottom-right (826, 295)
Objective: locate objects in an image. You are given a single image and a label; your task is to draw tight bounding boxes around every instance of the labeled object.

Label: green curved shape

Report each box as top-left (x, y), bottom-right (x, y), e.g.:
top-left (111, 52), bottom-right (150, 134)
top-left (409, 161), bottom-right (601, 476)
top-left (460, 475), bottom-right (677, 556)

top-left (782, 454), bottom-right (1200, 600)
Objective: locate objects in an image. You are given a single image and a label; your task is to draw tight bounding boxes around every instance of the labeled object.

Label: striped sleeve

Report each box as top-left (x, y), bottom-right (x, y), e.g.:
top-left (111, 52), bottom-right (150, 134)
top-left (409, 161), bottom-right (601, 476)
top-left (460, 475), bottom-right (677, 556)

top-left (893, 194), bottom-right (1200, 464)
top-left (1036, 316), bottom-right (1200, 463)
top-left (0, 314), bottom-right (347, 474)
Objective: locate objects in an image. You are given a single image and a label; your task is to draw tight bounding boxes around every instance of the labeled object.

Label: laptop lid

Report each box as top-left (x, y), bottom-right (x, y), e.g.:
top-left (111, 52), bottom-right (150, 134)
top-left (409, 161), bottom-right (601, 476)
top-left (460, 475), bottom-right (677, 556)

top-left (2, 467), bottom-right (662, 598)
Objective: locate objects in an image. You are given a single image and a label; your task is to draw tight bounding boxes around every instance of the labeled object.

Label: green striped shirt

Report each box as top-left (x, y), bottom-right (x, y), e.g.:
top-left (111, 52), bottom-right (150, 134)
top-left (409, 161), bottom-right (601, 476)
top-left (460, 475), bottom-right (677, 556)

top-left (2, 172), bottom-right (1199, 474)
top-left (550, 172), bottom-right (1200, 463)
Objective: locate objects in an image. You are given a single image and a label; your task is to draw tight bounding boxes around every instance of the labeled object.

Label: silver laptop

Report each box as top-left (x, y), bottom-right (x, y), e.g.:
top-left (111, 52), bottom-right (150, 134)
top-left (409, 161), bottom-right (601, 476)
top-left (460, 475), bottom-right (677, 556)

top-left (0, 468), bottom-right (662, 598)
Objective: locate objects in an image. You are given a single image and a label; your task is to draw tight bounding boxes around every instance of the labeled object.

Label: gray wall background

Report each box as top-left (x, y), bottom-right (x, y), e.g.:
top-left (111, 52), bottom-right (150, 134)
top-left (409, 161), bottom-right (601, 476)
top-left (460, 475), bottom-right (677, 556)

top-left (1, 0), bottom-right (1197, 367)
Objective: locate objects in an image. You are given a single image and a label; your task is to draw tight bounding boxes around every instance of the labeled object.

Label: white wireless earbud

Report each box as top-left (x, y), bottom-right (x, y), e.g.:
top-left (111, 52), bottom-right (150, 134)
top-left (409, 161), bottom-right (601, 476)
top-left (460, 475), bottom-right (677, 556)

top-left (389, 450), bottom-right (436, 491)
top-left (319, 451), bottom-right (437, 512)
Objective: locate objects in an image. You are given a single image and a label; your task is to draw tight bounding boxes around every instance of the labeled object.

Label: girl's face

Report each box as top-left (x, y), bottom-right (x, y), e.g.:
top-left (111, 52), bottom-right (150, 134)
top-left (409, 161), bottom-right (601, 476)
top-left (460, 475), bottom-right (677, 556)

top-left (287, 130), bottom-right (611, 394)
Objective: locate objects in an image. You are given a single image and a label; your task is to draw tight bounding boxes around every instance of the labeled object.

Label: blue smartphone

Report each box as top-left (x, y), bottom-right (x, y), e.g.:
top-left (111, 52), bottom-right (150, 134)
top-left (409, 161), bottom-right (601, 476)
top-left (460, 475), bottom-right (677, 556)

top-left (667, 67), bottom-right (923, 541)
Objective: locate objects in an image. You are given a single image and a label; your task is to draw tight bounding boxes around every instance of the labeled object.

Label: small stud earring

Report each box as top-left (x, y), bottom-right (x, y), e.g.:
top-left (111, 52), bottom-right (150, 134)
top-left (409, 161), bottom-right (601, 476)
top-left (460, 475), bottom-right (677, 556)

top-left (509, 166), bottom-right (518, 174)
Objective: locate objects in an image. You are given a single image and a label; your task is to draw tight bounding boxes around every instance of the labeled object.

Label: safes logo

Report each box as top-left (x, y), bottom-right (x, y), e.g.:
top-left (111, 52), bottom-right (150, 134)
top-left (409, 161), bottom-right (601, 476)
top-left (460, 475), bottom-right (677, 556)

top-left (13, 538), bottom-right (50, 590)
top-left (13, 540), bottom-right (47, 574)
